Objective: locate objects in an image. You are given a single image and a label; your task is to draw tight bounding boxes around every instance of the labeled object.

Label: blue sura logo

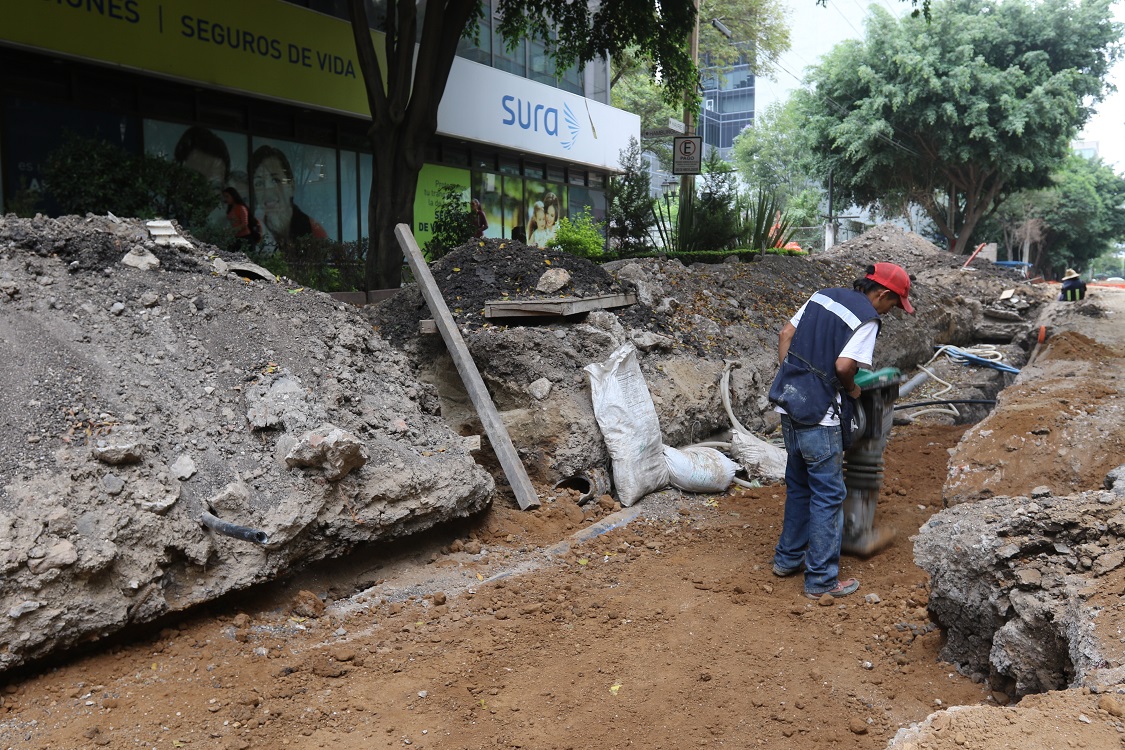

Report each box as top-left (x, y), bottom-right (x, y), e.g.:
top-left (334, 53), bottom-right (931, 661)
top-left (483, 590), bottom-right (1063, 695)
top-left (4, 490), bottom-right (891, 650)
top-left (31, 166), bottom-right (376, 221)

top-left (501, 96), bottom-right (581, 150)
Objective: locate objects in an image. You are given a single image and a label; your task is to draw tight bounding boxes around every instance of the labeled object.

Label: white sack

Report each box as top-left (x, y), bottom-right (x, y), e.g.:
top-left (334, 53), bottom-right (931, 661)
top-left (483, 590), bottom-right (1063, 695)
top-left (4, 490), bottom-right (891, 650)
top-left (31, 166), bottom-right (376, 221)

top-left (663, 445), bottom-right (739, 493)
top-left (584, 344), bottom-right (669, 506)
top-left (730, 430), bottom-right (788, 482)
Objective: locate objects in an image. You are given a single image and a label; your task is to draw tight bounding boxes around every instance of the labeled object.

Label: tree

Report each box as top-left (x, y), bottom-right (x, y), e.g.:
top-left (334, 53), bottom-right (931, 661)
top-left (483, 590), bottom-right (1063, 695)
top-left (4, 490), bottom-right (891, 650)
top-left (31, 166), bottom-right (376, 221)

top-left (730, 97), bottom-right (818, 198)
top-left (346, 0), bottom-right (697, 289)
top-left (606, 137), bottom-right (657, 257)
top-left (1036, 155), bottom-right (1125, 276)
top-left (798, 0), bottom-right (1120, 256)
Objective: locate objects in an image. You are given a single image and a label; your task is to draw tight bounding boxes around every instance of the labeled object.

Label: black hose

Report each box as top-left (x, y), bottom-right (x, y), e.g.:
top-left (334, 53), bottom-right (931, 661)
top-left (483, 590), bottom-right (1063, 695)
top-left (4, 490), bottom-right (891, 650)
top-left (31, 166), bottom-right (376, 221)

top-left (200, 510), bottom-right (270, 545)
top-left (894, 399), bottom-right (997, 410)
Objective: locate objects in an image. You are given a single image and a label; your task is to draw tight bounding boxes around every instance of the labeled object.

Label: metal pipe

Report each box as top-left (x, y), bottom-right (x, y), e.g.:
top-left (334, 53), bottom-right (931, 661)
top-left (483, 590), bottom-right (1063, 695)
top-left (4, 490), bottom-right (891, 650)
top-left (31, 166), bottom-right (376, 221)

top-left (898, 371), bottom-right (932, 397)
top-left (894, 399), bottom-right (997, 410)
top-left (200, 510), bottom-right (270, 545)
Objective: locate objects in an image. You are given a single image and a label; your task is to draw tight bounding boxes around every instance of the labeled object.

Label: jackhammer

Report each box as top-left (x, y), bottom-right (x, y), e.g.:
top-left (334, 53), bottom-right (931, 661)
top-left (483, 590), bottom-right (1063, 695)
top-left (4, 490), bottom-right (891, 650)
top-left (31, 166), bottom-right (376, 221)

top-left (841, 367), bottom-right (905, 557)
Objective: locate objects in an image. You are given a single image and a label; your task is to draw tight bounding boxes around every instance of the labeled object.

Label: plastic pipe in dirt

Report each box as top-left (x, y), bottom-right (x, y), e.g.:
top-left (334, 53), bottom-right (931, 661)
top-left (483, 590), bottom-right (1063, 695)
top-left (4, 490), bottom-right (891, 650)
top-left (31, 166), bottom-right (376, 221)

top-left (200, 510), bottom-right (270, 545)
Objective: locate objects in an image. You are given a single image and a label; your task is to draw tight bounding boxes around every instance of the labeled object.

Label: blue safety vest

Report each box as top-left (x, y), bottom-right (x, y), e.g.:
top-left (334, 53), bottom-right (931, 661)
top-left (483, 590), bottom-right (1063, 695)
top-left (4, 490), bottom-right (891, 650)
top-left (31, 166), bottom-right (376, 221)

top-left (768, 288), bottom-right (880, 425)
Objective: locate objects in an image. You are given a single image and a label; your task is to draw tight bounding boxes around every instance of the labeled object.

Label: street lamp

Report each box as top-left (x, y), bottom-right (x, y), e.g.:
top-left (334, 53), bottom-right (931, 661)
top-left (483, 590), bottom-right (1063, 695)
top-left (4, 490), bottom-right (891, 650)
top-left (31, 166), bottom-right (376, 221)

top-left (661, 180), bottom-right (678, 216)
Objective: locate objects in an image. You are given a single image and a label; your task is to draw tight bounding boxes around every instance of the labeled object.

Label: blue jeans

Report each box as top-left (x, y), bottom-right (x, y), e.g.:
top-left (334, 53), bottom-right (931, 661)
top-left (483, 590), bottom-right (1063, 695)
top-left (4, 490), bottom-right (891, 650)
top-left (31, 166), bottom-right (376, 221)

top-left (773, 415), bottom-right (846, 594)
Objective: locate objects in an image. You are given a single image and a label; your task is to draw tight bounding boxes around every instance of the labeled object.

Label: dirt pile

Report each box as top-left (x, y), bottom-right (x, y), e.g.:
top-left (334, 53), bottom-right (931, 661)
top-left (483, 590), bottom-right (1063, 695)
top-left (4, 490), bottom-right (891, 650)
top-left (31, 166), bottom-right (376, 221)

top-left (0, 213), bottom-right (491, 674)
top-left (369, 225), bottom-right (1049, 483)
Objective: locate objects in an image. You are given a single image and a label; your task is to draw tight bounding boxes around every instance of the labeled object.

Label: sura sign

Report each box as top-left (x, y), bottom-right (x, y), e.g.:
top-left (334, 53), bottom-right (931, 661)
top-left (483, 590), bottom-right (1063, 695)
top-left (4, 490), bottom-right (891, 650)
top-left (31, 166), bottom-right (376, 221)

top-left (437, 58), bottom-right (638, 170)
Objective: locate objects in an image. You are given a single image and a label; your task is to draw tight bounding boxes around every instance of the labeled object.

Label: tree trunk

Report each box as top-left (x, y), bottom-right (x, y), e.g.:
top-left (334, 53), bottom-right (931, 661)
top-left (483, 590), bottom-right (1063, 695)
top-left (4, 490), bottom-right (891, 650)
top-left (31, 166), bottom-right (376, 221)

top-left (366, 129), bottom-right (426, 290)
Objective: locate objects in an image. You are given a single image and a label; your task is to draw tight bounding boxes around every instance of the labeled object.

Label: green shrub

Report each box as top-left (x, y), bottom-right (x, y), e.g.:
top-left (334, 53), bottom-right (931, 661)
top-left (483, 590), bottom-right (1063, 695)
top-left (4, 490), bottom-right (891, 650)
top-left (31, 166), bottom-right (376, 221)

top-left (606, 137), bottom-right (656, 257)
top-left (424, 183), bottom-right (476, 260)
top-left (42, 132), bottom-right (213, 228)
top-left (547, 207), bottom-right (605, 258)
top-left (250, 235), bottom-right (366, 292)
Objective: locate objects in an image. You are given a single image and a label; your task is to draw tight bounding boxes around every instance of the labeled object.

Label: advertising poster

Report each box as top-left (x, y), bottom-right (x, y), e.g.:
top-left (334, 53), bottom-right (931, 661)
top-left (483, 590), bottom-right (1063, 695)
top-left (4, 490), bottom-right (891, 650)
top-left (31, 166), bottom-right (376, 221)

top-left (414, 163), bottom-right (471, 250)
top-left (472, 172), bottom-right (503, 240)
top-left (525, 180), bottom-right (566, 248)
top-left (144, 120), bottom-right (249, 227)
top-left (249, 136), bottom-right (338, 250)
top-left (502, 177), bottom-right (526, 243)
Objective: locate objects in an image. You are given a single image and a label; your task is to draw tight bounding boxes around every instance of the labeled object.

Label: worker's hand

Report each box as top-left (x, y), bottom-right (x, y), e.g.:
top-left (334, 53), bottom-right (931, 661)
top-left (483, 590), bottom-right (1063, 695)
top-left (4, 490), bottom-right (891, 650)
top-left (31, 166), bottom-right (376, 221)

top-left (848, 384), bottom-right (861, 399)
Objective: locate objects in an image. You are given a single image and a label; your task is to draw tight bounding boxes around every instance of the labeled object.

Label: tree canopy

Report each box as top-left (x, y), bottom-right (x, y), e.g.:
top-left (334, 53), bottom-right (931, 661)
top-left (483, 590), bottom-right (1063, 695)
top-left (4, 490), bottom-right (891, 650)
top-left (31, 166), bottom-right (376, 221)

top-left (797, 0), bottom-right (1121, 255)
top-left (610, 0), bottom-right (791, 146)
top-left (1035, 155), bottom-right (1125, 276)
top-left (730, 97), bottom-right (816, 198)
top-left (348, 0), bottom-right (701, 288)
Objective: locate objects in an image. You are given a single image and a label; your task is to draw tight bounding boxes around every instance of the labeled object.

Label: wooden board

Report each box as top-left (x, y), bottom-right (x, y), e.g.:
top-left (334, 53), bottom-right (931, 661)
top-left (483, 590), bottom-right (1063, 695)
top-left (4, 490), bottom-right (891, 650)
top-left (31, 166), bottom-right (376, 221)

top-left (394, 224), bottom-right (539, 510)
top-left (484, 293), bottom-right (636, 319)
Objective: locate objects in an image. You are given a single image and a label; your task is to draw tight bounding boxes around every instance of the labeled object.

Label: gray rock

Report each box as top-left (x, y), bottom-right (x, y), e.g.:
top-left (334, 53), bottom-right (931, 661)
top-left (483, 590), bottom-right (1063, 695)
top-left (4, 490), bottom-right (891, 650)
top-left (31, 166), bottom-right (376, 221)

top-left (170, 454), bottom-right (197, 481)
top-left (285, 424), bottom-right (368, 481)
top-left (91, 427), bottom-right (147, 465)
top-left (121, 247), bottom-right (160, 270)
top-left (535, 268), bottom-right (571, 293)
top-left (528, 378), bottom-right (552, 400)
top-left (1030, 485), bottom-right (1052, 499)
top-left (8, 601), bottom-right (41, 619)
top-left (27, 541), bottom-right (78, 574)
top-left (101, 473), bottom-right (126, 496)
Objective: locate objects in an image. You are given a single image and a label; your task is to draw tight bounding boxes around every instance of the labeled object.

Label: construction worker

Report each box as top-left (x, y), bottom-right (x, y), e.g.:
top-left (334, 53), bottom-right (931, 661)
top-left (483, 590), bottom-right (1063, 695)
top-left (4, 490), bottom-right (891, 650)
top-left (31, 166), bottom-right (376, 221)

top-left (1058, 268), bottom-right (1087, 301)
top-left (767, 263), bottom-right (914, 599)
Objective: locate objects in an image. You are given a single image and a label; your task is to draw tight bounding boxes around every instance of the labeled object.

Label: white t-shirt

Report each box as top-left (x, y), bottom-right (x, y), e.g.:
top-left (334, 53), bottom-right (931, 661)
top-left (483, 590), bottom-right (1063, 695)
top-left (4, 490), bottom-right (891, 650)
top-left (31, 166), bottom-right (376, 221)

top-left (774, 301), bottom-right (879, 426)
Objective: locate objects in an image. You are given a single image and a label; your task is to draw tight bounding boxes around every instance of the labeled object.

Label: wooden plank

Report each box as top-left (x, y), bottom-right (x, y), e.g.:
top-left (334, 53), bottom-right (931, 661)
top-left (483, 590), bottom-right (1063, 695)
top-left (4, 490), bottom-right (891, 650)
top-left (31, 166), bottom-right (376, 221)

top-left (394, 224), bottom-right (540, 510)
top-left (484, 292), bottom-right (636, 319)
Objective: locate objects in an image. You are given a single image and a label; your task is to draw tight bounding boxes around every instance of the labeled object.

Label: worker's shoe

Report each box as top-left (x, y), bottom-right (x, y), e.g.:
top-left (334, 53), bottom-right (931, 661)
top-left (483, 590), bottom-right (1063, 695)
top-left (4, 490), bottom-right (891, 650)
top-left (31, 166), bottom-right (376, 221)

top-left (771, 561), bottom-right (805, 577)
top-left (805, 578), bottom-right (860, 600)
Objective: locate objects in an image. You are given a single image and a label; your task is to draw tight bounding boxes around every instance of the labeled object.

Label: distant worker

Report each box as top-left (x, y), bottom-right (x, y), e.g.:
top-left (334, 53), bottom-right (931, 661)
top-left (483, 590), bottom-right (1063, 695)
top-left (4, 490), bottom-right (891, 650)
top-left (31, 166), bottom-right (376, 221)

top-left (767, 263), bottom-right (915, 600)
top-left (1058, 268), bottom-right (1086, 301)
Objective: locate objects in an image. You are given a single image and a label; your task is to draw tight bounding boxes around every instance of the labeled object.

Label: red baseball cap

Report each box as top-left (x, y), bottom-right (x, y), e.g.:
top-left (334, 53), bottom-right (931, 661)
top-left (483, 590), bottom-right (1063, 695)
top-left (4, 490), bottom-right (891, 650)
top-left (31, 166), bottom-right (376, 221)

top-left (866, 262), bottom-right (915, 314)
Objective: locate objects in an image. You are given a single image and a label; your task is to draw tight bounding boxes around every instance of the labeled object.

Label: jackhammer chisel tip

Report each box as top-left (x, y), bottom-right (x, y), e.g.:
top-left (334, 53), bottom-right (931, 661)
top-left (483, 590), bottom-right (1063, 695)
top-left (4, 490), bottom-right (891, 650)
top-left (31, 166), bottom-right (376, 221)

top-left (842, 526), bottom-right (897, 558)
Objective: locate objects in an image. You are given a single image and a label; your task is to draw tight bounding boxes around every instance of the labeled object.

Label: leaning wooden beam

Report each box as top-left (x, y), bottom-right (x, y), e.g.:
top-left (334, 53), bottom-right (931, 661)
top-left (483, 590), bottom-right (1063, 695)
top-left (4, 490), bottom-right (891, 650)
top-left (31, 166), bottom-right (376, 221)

top-left (394, 224), bottom-right (540, 510)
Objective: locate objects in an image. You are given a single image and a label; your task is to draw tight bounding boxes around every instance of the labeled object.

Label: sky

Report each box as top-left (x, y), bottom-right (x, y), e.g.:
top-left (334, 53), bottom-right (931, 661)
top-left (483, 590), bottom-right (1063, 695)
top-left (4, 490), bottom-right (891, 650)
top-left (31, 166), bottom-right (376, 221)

top-left (755, 0), bottom-right (1125, 173)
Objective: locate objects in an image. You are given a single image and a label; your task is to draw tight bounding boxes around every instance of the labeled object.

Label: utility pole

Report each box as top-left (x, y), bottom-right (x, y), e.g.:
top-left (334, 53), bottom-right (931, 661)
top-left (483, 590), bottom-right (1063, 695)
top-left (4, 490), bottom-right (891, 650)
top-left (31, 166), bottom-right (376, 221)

top-left (679, 1), bottom-right (700, 231)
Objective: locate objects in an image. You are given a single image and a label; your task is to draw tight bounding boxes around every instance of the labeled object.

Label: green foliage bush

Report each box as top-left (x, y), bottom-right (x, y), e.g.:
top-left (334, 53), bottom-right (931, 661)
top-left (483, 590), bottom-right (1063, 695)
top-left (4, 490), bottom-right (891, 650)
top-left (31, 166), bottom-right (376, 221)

top-left (42, 132), bottom-right (214, 228)
top-left (424, 183), bottom-right (476, 260)
top-left (606, 137), bottom-right (656, 257)
top-left (547, 207), bottom-right (605, 258)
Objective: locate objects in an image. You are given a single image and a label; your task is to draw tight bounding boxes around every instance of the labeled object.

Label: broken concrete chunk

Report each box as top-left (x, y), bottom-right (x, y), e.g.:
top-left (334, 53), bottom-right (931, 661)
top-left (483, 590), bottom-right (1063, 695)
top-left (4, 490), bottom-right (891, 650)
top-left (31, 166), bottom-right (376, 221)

top-left (245, 374), bottom-right (321, 432)
top-left (91, 426), bottom-right (147, 465)
top-left (1106, 465), bottom-right (1125, 493)
top-left (285, 424), bottom-right (368, 481)
top-left (8, 601), bottom-right (41, 619)
top-left (101, 473), bottom-right (126, 496)
top-left (27, 540), bottom-right (78, 574)
top-left (1093, 551), bottom-right (1124, 576)
top-left (227, 261), bottom-right (277, 283)
top-left (629, 330), bottom-right (675, 352)
top-left (528, 378), bottom-right (552, 400)
top-left (536, 268), bottom-right (571, 293)
top-left (1030, 485), bottom-right (1052, 499)
top-left (170, 454), bottom-right (197, 481)
top-left (140, 291), bottom-right (160, 308)
top-left (121, 246), bottom-right (160, 270)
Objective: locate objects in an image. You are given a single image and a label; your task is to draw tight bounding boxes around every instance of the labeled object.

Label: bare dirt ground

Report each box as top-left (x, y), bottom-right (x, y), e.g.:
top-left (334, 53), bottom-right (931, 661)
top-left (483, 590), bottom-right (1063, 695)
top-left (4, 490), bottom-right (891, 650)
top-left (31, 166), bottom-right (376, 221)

top-left (2, 421), bottom-right (991, 750)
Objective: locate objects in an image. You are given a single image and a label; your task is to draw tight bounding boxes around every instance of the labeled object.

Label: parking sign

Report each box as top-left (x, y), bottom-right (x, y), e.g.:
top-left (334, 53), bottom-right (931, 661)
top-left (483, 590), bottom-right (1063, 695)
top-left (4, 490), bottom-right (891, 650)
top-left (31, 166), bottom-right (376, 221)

top-left (672, 136), bottom-right (703, 175)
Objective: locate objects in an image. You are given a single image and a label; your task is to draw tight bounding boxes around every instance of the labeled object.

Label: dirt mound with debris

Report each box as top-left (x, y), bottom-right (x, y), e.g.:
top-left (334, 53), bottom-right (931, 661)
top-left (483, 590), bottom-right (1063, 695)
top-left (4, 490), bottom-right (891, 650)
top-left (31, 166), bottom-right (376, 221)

top-left (0, 213), bottom-right (492, 675)
top-left (369, 225), bottom-right (1050, 484)
top-left (1037, 329), bottom-right (1124, 362)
